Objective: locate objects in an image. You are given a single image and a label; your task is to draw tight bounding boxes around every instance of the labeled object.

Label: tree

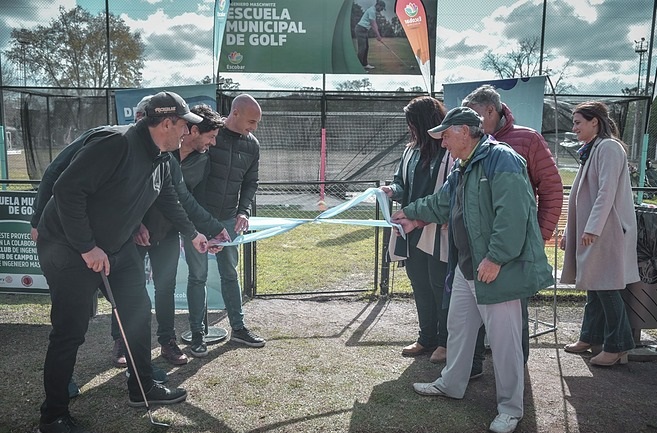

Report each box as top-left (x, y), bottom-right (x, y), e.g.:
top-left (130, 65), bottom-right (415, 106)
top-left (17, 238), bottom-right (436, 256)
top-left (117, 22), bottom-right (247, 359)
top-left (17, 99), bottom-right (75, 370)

top-left (394, 85), bottom-right (425, 93)
top-left (482, 36), bottom-right (574, 93)
top-left (0, 54), bottom-right (18, 86)
top-left (218, 77), bottom-right (240, 90)
top-left (5, 6), bottom-right (144, 92)
top-left (336, 78), bottom-right (373, 92)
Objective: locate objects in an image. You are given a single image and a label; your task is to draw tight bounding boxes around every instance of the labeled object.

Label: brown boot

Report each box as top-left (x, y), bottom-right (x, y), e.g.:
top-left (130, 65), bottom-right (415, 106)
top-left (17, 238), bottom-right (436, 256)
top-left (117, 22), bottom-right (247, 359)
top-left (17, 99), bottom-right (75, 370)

top-left (401, 342), bottom-right (435, 357)
top-left (161, 339), bottom-right (188, 365)
top-left (564, 341), bottom-right (603, 354)
top-left (429, 346), bottom-right (447, 363)
top-left (112, 338), bottom-right (127, 368)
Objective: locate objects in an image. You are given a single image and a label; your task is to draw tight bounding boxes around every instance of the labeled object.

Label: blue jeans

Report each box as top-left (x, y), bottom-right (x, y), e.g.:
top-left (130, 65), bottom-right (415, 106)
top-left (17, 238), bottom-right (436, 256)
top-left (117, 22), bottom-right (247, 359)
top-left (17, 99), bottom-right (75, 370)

top-left (111, 231), bottom-right (180, 345)
top-left (186, 218), bottom-right (244, 331)
top-left (404, 246), bottom-right (448, 348)
top-left (579, 290), bottom-right (635, 353)
top-left (183, 236), bottom-right (208, 334)
top-left (216, 218), bottom-right (245, 330)
top-left (142, 231), bottom-right (180, 345)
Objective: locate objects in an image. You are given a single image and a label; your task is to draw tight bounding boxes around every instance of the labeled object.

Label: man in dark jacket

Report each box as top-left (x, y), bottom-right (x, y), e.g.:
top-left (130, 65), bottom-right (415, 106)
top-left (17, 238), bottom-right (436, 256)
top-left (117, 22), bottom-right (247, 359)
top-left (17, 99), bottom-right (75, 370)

top-left (202, 94), bottom-right (265, 347)
top-left (176, 104), bottom-right (229, 357)
top-left (462, 84), bottom-right (563, 370)
top-left (129, 103), bottom-right (229, 366)
top-left (36, 91), bottom-right (208, 433)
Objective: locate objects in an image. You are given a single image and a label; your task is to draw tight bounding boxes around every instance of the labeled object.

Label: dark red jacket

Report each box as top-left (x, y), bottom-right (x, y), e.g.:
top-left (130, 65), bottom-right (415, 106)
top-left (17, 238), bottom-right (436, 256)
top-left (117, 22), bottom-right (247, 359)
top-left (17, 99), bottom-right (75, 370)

top-left (495, 104), bottom-right (563, 241)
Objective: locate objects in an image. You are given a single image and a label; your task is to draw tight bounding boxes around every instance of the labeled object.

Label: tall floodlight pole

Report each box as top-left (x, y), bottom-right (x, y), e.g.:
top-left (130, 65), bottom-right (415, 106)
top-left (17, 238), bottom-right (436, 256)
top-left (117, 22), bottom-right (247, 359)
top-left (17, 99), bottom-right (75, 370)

top-left (636, 38), bottom-right (648, 93)
top-left (633, 38), bottom-right (649, 160)
top-left (16, 29), bottom-right (30, 87)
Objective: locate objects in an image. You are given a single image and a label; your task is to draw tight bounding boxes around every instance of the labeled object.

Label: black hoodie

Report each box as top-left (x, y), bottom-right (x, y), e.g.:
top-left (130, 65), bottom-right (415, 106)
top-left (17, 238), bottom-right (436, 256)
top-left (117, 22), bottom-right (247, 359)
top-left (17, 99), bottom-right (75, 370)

top-left (37, 121), bottom-right (196, 255)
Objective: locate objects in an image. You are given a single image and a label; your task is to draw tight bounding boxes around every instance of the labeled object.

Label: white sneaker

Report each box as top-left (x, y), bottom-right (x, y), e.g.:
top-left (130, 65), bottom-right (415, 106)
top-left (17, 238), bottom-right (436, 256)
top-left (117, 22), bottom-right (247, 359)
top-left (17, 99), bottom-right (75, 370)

top-left (489, 413), bottom-right (521, 433)
top-left (364, 64), bottom-right (375, 69)
top-left (413, 382), bottom-right (447, 396)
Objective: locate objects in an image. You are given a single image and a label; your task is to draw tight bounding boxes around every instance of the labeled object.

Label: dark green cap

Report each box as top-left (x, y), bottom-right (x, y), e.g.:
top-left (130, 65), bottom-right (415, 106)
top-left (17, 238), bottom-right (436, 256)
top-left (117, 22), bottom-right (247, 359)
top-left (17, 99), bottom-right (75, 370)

top-left (428, 106), bottom-right (482, 139)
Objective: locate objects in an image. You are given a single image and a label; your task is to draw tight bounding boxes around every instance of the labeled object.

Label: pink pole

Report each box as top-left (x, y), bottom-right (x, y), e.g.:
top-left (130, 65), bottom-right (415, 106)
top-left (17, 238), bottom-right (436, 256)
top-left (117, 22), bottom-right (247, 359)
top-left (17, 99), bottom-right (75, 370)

top-left (318, 127), bottom-right (327, 209)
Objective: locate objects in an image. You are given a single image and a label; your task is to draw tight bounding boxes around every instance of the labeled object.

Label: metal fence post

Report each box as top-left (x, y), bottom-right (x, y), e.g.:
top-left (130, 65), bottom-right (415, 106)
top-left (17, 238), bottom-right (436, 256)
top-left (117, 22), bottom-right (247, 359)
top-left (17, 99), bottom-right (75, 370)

top-left (379, 190), bottom-right (393, 296)
top-left (380, 226), bottom-right (391, 296)
top-left (243, 194), bottom-right (257, 297)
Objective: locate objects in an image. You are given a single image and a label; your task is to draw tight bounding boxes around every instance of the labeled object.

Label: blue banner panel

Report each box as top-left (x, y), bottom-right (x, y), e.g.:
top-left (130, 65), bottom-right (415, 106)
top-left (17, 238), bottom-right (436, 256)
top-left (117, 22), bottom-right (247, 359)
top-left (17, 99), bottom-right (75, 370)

top-left (114, 84), bottom-right (217, 125)
top-left (443, 76), bottom-right (547, 133)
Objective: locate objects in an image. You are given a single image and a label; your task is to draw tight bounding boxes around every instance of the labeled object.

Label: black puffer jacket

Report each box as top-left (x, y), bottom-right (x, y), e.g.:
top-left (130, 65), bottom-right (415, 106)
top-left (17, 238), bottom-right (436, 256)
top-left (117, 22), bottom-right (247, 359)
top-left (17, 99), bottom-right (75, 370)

top-left (204, 127), bottom-right (259, 220)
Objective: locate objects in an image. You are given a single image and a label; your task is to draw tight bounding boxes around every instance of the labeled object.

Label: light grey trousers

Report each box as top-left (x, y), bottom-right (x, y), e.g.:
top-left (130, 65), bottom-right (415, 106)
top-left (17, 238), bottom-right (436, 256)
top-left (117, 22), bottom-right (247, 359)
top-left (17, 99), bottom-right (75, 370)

top-left (433, 266), bottom-right (524, 418)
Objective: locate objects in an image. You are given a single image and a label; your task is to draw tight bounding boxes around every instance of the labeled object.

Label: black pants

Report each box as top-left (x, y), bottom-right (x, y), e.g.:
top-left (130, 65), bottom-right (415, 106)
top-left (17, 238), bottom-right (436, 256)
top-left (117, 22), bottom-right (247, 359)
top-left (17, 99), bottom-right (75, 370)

top-left (38, 239), bottom-right (153, 423)
top-left (404, 246), bottom-right (448, 348)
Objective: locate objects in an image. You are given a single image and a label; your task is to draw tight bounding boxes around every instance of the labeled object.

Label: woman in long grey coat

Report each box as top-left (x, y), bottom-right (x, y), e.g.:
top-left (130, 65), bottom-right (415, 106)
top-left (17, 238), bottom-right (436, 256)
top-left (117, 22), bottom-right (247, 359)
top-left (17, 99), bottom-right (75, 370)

top-left (560, 101), bottom-right (639, 366)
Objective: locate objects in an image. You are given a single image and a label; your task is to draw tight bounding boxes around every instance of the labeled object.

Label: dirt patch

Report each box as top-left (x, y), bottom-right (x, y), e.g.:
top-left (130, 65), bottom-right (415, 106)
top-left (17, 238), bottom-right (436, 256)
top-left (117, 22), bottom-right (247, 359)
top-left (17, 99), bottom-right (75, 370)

top-left (1, 294), bottom-right (656, 433)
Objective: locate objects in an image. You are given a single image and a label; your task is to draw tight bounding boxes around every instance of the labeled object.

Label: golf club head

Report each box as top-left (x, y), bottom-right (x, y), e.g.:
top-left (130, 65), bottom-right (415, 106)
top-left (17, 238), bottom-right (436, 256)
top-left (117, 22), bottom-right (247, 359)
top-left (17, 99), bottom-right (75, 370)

top-left (148, 410), bottom-right (170, 427)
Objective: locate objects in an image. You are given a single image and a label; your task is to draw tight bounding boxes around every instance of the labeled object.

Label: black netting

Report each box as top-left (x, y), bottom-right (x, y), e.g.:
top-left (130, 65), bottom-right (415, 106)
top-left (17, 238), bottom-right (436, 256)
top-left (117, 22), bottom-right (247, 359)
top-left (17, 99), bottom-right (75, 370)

top-left (5, 88), bottom-right (112, 180)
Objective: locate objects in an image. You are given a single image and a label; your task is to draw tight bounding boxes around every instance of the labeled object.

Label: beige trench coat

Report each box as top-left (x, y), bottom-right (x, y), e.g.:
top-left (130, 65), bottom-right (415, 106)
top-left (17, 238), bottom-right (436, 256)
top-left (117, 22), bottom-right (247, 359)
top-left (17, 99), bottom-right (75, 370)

top-left (560, 137), bottom-right (640, 290)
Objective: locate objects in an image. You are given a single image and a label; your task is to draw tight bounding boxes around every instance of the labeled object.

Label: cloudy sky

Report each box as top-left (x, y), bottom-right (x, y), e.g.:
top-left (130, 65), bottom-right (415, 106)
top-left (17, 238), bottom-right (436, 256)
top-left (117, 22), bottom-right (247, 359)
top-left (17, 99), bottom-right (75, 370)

top-left (0, 0), bottom-right (654, 95)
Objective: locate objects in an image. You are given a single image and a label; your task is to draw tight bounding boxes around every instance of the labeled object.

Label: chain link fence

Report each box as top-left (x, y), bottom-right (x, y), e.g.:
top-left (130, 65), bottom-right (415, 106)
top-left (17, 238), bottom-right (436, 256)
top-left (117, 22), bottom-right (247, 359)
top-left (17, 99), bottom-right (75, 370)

top-left (2, 0), bottom-right (657, 298)
top-left (245, 180), bottom-right (385, 296)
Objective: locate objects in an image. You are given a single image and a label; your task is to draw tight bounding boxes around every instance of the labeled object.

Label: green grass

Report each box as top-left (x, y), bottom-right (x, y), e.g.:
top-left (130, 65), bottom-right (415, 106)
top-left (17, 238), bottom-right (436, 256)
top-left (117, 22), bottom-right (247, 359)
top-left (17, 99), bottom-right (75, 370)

top-left (559, 168), bottom-right (576, 187)
top-left (254, 224), bottom-right (379, 294)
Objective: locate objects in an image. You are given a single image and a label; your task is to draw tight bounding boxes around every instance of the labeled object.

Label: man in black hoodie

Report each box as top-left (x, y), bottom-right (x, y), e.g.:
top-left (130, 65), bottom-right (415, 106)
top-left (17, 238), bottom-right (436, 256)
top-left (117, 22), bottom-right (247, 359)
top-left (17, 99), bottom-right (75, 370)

top-left (36, 91), bottom-right (208, 433)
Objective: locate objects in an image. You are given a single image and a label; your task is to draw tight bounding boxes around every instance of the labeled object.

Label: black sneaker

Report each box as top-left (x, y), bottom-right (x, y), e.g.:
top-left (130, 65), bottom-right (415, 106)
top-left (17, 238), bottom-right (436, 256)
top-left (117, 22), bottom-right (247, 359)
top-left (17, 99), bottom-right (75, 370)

top-left (38, 415), bottom-right (90, 433)
top-left (190, 332), bottom-right (208, 358)
top-left (125, 363), bottom-right (168, 384)
top-left (128, 383), bottom-right (187, 408)
top-left (470, 366), bottom-right (484, 380)
top-left (230, 327), bottom-right (266, 348)
top-left (68, 380), bottom-right (80, 399)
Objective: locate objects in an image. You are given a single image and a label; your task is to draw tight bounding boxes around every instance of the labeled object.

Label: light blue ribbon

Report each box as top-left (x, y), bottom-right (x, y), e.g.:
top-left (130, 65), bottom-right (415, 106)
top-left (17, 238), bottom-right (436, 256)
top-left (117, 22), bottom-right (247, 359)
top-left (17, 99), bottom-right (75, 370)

top-left (220, 187), bottom-right (404, 246)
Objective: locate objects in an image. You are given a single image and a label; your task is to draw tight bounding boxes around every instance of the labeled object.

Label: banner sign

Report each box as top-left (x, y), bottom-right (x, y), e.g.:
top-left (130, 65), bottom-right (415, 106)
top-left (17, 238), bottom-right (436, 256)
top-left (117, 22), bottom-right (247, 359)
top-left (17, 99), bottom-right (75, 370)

top-left (443, 76), bottom-right (547, 133)
top-left (145, 241), bottom-right (226, 310)
top-left (395, 0), bottom-right (430, 91)
top-left (0, 191), bottom-right (48, 293)
top-left (0, 189), bottom-right (227, 305)
top-left (213, 0), bottom-right (231, 82)
top-left (114, 84), bottom-right (217, 125)
top-left (218, 0), bottom-right (436, 75)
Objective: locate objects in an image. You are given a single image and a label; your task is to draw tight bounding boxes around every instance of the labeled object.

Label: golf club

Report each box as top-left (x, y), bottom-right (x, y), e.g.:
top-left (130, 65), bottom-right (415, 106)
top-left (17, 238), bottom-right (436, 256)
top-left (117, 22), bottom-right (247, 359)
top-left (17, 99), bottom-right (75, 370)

top-left (379, 40), bottom-right (416, 70)
top-left (100, 272), bottom-right (170, 428)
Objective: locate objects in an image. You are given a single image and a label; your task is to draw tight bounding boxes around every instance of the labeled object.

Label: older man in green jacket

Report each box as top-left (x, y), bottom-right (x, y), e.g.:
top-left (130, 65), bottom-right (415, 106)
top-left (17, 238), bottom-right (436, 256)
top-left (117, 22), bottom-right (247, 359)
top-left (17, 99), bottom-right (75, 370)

top-left (392, 106), bottom-right (553, 433)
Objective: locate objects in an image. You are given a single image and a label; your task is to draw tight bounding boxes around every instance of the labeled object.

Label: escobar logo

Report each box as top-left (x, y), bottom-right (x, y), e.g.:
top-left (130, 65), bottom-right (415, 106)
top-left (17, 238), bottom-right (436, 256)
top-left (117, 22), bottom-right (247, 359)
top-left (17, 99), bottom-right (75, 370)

top-left (226, 51), bottom-right (245, 70)
top-left (403, 3), bottom-right (422, 24)
top-left (218, 0), bottom-right (226, 11)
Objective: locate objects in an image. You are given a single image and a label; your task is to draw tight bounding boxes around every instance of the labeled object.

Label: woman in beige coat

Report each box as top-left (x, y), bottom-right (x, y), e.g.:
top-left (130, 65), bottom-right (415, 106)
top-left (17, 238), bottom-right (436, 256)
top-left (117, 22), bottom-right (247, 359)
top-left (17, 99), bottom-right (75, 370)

top-left (560, 101), bottom-right (639, 366)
